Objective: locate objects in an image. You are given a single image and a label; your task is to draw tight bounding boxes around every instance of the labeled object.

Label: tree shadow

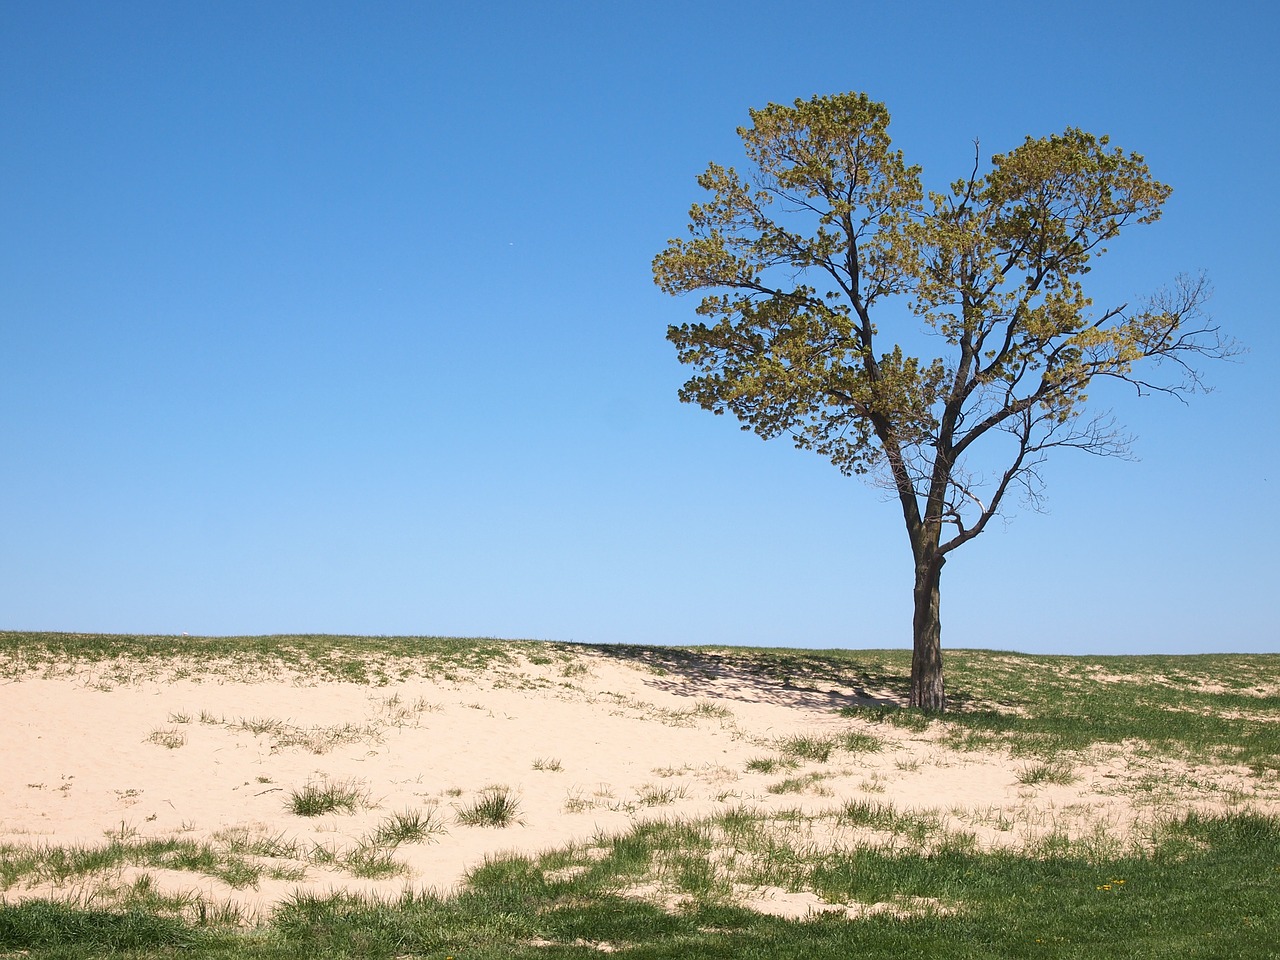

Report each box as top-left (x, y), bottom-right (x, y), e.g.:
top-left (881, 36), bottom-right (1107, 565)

top-left (564, 643), bottom-right (913, 713)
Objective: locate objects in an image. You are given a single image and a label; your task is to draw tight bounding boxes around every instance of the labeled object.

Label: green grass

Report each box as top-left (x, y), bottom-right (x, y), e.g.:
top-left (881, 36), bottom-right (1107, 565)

top-left (1017, 761), bottom-right (1078, 785)
top-left (3, 810), bottom-right (1276, 958)
top-left (840, 730), bottom-right (884, 753)
top-left (637, 783), bottom-right (687, 806)
top-left (364, 808), bottom-right (447, 847)
top-left (0, 630), bottom-right (528, 685)
top-left (287, 780), bottom-right (367, 817)
top-left (0, 836), bottom-right (276, 891)
top-left (839, 798), bottom-right (900, 830)
top-left (746, 755), bottom-right (799, 774)
top-left (455, 787), bottom-right (523, 828)
top-left (830, 650), bottom-right (1280, 772)
top-left (777, 734), bottom-right (838, 762)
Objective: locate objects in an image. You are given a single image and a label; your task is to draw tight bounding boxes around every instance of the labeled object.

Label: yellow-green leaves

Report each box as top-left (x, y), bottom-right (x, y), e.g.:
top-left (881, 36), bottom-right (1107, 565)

top-left (655, 92), bottom-right (1225, 550)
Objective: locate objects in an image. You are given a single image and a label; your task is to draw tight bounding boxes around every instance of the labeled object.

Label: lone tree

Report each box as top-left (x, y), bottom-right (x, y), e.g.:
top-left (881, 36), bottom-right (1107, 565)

top-left (653, 93), bottom-right (1232, 711)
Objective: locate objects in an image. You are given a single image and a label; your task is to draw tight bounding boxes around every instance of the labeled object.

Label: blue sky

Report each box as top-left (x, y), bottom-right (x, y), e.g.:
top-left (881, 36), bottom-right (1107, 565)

top-left (2, 1), bottom-right (1276, 655)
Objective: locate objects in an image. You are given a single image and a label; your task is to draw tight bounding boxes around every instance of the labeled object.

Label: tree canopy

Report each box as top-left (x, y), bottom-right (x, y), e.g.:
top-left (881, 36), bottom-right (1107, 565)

top-left (653, 93), bottom-right (1232, 710)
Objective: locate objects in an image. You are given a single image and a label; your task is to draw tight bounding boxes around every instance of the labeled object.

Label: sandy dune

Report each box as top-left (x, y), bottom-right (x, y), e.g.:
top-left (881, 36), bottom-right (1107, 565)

top-left (1, 648), bottom-right (1270, 921)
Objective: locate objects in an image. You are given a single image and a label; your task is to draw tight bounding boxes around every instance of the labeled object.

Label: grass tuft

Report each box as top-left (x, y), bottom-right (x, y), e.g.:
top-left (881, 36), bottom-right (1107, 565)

top-left (146, 727), bottom-right (187, 750)
top-left (777, 734), bottom-right (837, 762)
top-left (287, 780), bottom-right (367, 817)
top-left (1016, 761), bottom-right (1077, 785)
top-left (840, 730), bottom-right (884, 753)
top-left (366, 808), bottom-right (447, 847)
top-left (745, 756), bottom-right (798, 774)
top-left (455, 787), bottom-right (523, 828)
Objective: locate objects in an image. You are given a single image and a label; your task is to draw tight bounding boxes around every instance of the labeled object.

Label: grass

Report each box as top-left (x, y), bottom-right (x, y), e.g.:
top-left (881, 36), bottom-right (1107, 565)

top-left (834, 649), bottom-right (1280, 774)
top-left (839, 798), bottom-right (900, 830)
top-left (228, 717), bottom-right (383, 754)
top-left (4, 810), bottom-right (1276, 958)
top-left (1018, 761), bottom-right (1078, 785)
top-left (840, 730), bottom-right (884, 753)
top-left (746, 755), bottom-right (799, 774)
top-left (287, 780), bottom-right (368, 817)
top-left (767, 772), bottom-right (832, 795)
top-left (455, 787), bottom-right (523, 828)
top-left (145, 726), bottom-right (187, 749)
top-left (0, 630), bottom-right (527, 685)
top-left (364, 808), bottom-right (447, 847)
top-left (636, 783), bottom-right (688, 806)
top-left (778, 734), bottom-right (838, 762)
top-left (0, 835), bottom-right (284, 891)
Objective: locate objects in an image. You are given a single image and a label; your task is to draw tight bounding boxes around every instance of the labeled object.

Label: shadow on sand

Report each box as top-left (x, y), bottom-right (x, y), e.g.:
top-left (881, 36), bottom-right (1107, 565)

top-left (565, 643), bottom-right (913, 713)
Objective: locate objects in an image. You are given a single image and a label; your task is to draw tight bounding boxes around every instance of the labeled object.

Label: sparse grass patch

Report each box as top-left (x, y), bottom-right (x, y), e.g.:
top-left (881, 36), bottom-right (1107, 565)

top-left (777, 734), bottom-right (837, 762)
top-left (745, 756), bottom-right (798, 774)
top-left (1017, 761), bottom-right (1078, 785)
top-left (839, 798), bottom-right (899, 830)
top-left (562, 793), bottom-right (595, 814)
top-left (365, 808), bottom-right (447, 847)
top-left (370, 692), bottom-right (437, 727)
top-left (767, 772), bottom-right (831, 795)
top-left (689, 699), bottom-right (733, 719)
top-left (0, 630), bottom-right (521, 685)
top-left (531, 757), bottom-right (563, 772)
top-left (145, 727), bottom-right (186, 749)
top-left (287, 780), bottom-right (368, 817)
top-left (339, 845), bottom-right (408, 880)
top-left (230, 716), bottom-right (286, 735)
top-left (840, 730), bottom-right (884, 753)
top-left (212, 827), bottom-right (302, 860)
top-left (9, 807), bottom-right (1274, 958)
top-left (0, 835), bottom-right (278, 892)
top-left (455, 787), bottom-right (523, 828)
top-left (841, 703), bottom-right (934, 732)
top-left (637, 784), bottom-right (688, 807)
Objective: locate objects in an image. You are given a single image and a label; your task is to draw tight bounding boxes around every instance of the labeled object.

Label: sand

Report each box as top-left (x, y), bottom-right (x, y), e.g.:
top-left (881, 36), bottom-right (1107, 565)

top-left (1, 648), bottom-right (1273, 922)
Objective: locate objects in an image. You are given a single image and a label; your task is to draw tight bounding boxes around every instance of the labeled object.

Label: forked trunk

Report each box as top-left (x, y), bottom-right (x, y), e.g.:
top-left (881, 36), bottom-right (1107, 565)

top-left (909, 556), bottom-right (946, 712)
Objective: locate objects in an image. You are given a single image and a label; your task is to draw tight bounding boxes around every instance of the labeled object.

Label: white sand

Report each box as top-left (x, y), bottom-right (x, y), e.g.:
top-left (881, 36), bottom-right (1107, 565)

top-left (2, 648), bottom-right (1273, 921)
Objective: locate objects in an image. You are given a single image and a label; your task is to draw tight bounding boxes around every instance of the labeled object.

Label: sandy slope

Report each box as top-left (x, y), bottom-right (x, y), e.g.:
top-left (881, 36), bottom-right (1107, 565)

top-left (1, 649), bottom-right (1271, 921)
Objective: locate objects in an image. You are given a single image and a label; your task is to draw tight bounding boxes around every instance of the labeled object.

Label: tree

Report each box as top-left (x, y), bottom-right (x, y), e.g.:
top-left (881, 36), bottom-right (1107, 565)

top-left (653, 93), bottom-right (1233, 711)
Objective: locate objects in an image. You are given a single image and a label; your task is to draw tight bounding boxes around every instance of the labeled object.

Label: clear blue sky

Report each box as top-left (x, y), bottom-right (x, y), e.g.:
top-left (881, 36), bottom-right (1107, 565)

top-left (2, 1), bottom-right (1276, 655)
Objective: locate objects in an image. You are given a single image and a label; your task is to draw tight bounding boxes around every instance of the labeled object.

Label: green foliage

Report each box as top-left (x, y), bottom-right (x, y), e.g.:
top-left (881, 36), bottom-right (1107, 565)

top-left (654, 93), bottom-right (1232, 709)
top-left (655, 91), bottom-right (1225, 493)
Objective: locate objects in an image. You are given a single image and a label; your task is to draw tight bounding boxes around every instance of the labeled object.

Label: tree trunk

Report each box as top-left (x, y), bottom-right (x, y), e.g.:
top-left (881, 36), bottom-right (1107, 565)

top-left (909, 555), bottom-right (946, 712)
